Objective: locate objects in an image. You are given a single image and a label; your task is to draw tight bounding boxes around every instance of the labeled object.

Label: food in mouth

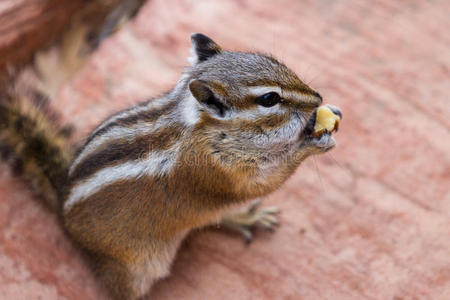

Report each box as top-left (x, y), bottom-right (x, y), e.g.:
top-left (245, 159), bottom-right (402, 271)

top-left (312, 105), bottom-right (341, 138)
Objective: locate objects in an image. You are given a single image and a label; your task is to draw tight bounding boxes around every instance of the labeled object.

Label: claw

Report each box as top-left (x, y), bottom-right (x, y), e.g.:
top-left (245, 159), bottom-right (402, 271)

top-left (243, 229), bottom-right (253, 245)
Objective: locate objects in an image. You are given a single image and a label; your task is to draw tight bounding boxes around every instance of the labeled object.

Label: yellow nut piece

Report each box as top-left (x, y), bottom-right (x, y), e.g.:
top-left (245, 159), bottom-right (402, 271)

top-left (314, 105), bottom-right (341, 135)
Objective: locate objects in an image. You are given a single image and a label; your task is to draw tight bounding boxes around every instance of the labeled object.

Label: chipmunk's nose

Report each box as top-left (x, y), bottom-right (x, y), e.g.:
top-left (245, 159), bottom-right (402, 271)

top-left (326, 104), bottom-right (342, 120)
top-left (312, 91), bottom-right (323, 104)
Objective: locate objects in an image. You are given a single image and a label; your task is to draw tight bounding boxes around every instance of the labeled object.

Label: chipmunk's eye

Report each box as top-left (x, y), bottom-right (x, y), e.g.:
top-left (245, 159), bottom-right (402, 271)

top-left (255, 92), bottom-right (281, 107)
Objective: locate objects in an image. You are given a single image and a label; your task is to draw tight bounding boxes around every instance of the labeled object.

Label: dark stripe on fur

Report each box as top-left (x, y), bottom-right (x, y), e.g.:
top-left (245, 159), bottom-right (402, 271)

top-left (0, 91), bottom-right (74, 212)
top-left (69, 125), bottom-right (182, 183)
top-left (84, 100), bottom-right (177, 146)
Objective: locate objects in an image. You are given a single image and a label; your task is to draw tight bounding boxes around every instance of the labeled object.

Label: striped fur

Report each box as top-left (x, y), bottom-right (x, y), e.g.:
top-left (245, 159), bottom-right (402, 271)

top-left (65, 98), bottom-right (184, 211)
top-left (59, 33), bottom-right (335, 300)
top-left (63, 41), bottom-right (325, 219)
top-left (0, 90), bottom-right (73, 212)
top-left (0, 33), bottom-right (338, 300)
top-left (65, 150), bottom-right (178, 211)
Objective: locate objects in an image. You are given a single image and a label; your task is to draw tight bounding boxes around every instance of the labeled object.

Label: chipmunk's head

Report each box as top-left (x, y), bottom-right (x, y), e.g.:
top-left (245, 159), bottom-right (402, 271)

top-left (184, 33), bottom-right (328, 162)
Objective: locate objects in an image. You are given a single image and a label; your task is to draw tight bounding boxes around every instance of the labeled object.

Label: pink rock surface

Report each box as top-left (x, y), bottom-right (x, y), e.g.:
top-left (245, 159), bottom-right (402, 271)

top-left (0, 0), bottom-right (81, 77)
top-left (1, 0), bottom-right (450, 299)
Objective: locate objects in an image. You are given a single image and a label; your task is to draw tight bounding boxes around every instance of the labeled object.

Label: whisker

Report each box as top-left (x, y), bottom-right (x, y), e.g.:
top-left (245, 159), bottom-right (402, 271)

top-left (327, 153), bottom-right (345, 171)
top-left (313, 156), bottom-right (325, 191)
top-left (306, 72), bottom-right (321, 86)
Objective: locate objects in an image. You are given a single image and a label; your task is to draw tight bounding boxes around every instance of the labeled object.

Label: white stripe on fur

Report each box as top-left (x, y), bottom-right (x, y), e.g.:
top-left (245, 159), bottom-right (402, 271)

top-left (69, 124), bottom-right (160, 175)
top-left (64, 150), bottom-right (177, 212)
top-left (89, 96), bottom-right (169, 138)
top-left (180, 95), bottom-right (200, 126)
top-left (70, 97), bottom-right (179, 175)
top-left (246, 86), bottom-right (320, 104)
top-left (247, 86), bottom-right (282, 97)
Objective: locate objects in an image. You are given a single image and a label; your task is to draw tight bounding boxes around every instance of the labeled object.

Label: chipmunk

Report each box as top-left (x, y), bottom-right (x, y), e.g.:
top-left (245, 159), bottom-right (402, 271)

top-left (0, 33), bottom-right (341, 299)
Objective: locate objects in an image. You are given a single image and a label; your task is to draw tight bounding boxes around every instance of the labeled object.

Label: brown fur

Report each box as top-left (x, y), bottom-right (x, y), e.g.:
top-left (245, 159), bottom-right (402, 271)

top-left (84, 98), bottom-right (177, 145)
top-left (69, 124), bottom-right (183, 183)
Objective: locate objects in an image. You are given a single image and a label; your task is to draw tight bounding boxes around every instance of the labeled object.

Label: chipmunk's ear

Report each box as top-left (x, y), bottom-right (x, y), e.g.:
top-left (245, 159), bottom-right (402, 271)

top-left (189, 33), bottom-right (222, 64)
top-left (189, 80), bottom-right (229, 118)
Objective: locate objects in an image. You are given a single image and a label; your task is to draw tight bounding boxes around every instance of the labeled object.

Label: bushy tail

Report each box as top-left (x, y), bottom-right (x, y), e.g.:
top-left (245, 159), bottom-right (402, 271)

top-left (0, 89), bottom-right (74, 213)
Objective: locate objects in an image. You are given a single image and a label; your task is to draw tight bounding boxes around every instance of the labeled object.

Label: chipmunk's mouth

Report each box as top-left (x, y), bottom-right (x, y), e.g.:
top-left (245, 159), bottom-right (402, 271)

top-left (303, 105), bottom-right (341, 136)
top-left (300, 105), bottom-right (342, 151)
top-left (302, 109), bottom-right (317, 138)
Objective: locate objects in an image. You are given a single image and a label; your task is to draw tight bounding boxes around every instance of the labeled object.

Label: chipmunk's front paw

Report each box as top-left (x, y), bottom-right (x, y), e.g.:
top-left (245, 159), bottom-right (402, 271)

top-left (219, 200), bottom-right (280, 244)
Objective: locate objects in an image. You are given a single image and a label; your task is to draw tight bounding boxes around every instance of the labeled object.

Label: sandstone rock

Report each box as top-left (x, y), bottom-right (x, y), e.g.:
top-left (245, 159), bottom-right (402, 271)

top-left (1, 0), bottom-right (449, 299)
top-left (0, 0), bottom-right (83, 78)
